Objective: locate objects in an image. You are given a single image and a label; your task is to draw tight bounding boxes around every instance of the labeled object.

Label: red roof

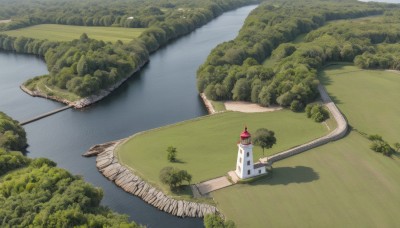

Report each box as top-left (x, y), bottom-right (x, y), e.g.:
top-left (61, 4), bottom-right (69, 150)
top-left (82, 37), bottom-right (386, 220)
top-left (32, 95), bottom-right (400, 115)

top-left (240, 127), bottom-right (251, 139)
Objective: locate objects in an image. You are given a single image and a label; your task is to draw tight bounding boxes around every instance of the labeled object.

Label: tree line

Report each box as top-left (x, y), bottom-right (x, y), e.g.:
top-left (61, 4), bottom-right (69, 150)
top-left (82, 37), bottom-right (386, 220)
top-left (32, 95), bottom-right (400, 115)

top-left (0, 0), bottom-right (259, 99)
top-left (0, 0), bottom-right (258, 31)
top-left (197, 0), bottom-right (390, 110)
top-left (0, 112), bottom-right (141, 227)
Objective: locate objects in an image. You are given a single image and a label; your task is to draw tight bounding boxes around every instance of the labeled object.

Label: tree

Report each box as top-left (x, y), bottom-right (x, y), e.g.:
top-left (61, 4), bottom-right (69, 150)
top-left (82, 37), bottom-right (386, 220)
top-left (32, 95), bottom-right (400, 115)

top-left (253, 128), bottom-right (276, 156)
top-left (232, 79), bottom-right (250, 101)
top-left (159, 167), bottom-right (192, 190)
top-left (166, 146), bottom-right (177, 162)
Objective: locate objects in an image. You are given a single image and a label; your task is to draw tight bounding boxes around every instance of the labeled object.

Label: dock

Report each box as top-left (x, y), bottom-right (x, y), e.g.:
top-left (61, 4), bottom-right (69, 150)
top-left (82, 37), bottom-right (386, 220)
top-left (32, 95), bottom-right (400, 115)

top-left (20, 105), bottom-right (73, 126)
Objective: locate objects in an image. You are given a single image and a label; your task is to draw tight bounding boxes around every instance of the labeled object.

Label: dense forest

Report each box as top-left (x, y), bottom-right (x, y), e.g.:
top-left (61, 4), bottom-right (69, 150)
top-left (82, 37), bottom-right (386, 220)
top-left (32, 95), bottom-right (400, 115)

top-left (197, 0), bottom-right (399, 110)
top-left (0, 112), bottom-right (141, 227)
top-left (0, 0), bottom-right (259, 99)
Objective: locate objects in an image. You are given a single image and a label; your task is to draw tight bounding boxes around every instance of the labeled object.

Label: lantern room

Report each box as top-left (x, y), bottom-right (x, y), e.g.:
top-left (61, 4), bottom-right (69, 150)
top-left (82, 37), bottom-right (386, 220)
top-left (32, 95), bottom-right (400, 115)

top-left (240, 127), bottom-right (251, 145)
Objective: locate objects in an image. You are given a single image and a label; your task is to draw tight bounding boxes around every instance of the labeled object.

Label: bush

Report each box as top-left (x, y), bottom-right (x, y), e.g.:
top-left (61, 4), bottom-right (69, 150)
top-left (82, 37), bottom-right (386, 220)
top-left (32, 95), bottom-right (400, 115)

top-left (368, 134), bottom-right (394, 156)
top-left (204, 214), bottom-right (236, 228)
top-left (290, 100), bottom-right (304, 112)
top-left (305, 104), bottom-right (329, 122)
top-left (166, 146), bottom-right (177, 162)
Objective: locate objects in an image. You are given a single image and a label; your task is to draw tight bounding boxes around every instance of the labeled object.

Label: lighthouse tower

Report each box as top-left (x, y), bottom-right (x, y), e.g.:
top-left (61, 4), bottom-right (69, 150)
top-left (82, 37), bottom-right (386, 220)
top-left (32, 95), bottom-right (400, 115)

top-left (235, 127), bottom-right (267, 179)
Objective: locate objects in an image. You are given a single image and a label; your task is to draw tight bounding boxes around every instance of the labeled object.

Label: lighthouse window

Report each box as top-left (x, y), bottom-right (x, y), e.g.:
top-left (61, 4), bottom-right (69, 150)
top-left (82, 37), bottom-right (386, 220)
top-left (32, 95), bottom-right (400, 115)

top-left (247, 161), bottom-right (250, 165)
top-left (247, 170), bottom-right (251, 175)
top-left (259, 170), bottom-right (261, 174)
top-left (246, 152), bottom-right (249, 157)
top-left (238, 166), bottom-right (241, 172)
top-left (239, 158), bottom-right (242, 163)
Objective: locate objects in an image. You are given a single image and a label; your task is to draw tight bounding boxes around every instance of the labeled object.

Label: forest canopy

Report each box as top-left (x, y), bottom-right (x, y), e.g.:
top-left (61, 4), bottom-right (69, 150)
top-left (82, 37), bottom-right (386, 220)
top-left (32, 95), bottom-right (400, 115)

top-left (0, 112), bottom-right (140, 227)
top-left (0, 0), bottom-right (259, 100)
top-left (196, 0), bottom-right (397, 109)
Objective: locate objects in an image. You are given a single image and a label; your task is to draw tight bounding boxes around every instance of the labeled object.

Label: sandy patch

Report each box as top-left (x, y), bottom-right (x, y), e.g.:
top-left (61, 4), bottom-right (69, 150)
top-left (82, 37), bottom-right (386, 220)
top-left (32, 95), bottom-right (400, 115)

top-left (224, 101), bottom-right (282, 113)
top-left (0, 19), bottom-right (11, 24)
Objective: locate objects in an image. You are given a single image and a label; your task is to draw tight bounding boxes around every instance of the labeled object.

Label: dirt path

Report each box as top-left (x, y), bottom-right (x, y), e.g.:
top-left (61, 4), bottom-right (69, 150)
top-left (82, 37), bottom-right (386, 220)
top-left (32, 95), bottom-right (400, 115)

top-left (224, 101), bottom-right (282, 113)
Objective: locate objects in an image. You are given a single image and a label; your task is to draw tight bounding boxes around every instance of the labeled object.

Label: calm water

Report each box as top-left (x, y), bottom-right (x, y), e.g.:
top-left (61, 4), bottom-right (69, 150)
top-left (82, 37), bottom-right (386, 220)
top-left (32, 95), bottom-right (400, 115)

top-left (0, 5), bottom-right (257, 227)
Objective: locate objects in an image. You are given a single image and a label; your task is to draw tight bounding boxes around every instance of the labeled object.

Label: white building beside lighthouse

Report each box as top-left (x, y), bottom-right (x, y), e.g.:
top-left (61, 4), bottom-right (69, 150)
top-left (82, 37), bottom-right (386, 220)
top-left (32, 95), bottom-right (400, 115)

top-left (235, 127), bottom-right (267, 179)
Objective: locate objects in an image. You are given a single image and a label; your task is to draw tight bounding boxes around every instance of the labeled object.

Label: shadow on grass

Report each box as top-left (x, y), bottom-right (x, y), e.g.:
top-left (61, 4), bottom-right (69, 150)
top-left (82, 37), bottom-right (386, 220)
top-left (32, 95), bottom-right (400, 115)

top-left (172, 159), bottom-right (186, 164)
top-left (171, 185), bottom-right (192, 197)
top-left (251, 166), bottom-right (319, 186)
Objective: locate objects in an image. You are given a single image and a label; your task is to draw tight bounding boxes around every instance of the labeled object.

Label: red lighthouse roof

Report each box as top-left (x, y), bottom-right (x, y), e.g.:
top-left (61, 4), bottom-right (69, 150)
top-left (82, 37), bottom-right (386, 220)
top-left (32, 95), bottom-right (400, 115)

top-left (240, 127), bottom-right (251, 139)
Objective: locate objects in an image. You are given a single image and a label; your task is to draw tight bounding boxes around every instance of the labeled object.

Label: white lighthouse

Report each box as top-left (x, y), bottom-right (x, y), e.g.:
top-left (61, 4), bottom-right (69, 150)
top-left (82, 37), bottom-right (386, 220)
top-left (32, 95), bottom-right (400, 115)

top-left (235, 127), bottom-right (267, 179)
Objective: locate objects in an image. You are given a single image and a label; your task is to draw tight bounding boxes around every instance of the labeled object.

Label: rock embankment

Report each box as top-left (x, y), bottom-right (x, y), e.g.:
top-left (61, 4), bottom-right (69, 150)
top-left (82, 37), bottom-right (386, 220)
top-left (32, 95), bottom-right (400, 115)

top-left (21, 61), bottom-right (148, 109)
top-left (262, 84), bottom-right (348, 164)
top-left (83, 139), bottom-right (218, 218)
top-left (200, 93), bottom-right (216, 114)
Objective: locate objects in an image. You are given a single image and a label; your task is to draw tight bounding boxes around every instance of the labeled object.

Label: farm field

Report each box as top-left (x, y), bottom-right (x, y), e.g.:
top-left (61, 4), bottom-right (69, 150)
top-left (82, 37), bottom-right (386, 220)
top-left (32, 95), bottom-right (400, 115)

top-left (212, 65), bottom-right (400, 227)
top-left (1, 24), bottom-right (145, 43)
top-left (117, 110), bottom-right (330, 190)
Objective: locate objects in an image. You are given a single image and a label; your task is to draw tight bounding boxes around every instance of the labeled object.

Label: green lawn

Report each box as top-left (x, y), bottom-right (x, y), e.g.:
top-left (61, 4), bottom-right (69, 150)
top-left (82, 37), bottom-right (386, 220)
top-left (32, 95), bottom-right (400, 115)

top-left (213, 132), bottom-right (400, 227)
top-left (117, 110), bottom-right (329, 189)
top-left (212, 64), bottom-right (400, 227)
top-left (320, 64), bottom-right (400, 143)
top-left (2, 24), bottom-right (145, 43)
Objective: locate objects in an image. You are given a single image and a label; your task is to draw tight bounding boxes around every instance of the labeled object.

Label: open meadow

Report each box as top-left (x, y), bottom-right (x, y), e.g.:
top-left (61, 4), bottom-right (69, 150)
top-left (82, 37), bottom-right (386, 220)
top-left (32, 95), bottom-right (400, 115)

top-left (211, 64), bottom-right (400, 227)
top-left (117, 110), bottom-right (330, 190)
top-left (320, 64), bottom-right (400, 143)
top-left (1, 24), bottom-right (145, 43)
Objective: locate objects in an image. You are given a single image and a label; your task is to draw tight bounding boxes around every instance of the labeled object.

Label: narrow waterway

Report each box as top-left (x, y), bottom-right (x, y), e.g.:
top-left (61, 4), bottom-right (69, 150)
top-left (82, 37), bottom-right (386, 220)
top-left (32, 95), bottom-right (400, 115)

top-left (0, 5), bottom-right (257, 227)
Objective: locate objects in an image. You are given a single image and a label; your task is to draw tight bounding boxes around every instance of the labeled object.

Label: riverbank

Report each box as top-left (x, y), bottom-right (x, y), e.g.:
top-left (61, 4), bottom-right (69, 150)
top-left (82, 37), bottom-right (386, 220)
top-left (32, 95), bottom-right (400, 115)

top-left (83, 139), bottom-right (218, 218)
top-left (21, 60), bottom-right (148, 109)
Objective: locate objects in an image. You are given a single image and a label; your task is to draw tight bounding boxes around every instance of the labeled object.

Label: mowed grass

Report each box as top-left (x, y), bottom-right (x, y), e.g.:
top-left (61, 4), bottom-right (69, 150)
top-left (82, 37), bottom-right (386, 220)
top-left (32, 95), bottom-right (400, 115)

top-left (117, 110), bottom-right (329, 188)
top-left (320, 64), bottom-right (400, 143)
top-left (213, 132), bottom-right (400, 227)
top-left (212, 64), bottom-right (400, 227)
top-left (2, 24), bottom-right (145, 43)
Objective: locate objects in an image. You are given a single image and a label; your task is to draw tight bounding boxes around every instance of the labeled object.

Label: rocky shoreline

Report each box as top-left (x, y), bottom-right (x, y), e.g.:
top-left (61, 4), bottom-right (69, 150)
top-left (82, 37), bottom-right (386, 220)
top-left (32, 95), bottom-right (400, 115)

top-left (83, 140), bottom-right (218, 218)
top-left (199, 93), bottom-right (216, 114)
top-left (20, 61), bottom-right (148, 109)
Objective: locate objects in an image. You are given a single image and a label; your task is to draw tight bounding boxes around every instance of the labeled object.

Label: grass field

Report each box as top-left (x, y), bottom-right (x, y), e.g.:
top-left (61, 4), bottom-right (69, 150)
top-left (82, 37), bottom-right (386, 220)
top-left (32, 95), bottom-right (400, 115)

top-left (320, 64), bottom-right (400, 143)
top-left (211, 64), bottom-right (400, 227)
top-left (1, 24), bottom-right (145, 43)
top-left (117, 110), bottom-right (329, 190)
top-left (213, 132), bottom-right (400, 227)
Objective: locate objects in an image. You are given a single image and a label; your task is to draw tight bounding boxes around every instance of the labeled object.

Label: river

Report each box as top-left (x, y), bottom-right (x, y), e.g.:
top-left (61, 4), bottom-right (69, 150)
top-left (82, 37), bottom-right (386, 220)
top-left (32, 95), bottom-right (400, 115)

top-left (0, 5), bottom-right (257, 227)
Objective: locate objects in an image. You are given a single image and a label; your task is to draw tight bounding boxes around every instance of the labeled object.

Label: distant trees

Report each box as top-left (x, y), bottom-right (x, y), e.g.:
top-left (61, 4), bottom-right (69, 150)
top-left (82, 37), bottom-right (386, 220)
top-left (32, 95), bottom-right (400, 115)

top-left (196, 0), bottom-right (388, 109)
top-left (305, 104), bottom-right (329, 123)
top-left (0, 112), bottom-right (27, 151)
top-left (0, 0), bottom-right (260, 100)
top-left (159, 167), bottom-right (192, 190)
top-left (253, 128), bottom-right (276, 156)
top-left (166, 146), bottom-right (177, 162)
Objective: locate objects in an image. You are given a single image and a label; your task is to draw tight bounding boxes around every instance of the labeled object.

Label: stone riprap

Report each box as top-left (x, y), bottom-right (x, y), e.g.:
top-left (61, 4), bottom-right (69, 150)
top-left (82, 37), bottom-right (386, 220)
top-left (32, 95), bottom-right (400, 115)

top-left (83, 139), bottom-right (218, 218)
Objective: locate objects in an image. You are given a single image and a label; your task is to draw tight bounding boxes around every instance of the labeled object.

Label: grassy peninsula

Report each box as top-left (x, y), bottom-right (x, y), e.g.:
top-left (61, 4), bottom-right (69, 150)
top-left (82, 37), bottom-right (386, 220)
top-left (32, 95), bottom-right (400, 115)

top-left (2, 24), bottom-right (145, 43)
top-left (117, 110), bottom-right (330, 192)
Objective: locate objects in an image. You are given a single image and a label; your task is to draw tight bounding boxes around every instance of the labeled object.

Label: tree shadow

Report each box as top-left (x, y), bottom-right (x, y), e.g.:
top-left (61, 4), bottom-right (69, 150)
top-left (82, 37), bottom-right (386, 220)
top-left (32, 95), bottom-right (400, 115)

top-left (172, 159), bottom-right (186, 164)
top-left (251, 166), bottom-right (319, 186)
